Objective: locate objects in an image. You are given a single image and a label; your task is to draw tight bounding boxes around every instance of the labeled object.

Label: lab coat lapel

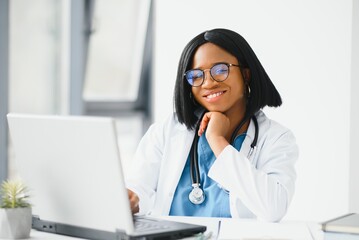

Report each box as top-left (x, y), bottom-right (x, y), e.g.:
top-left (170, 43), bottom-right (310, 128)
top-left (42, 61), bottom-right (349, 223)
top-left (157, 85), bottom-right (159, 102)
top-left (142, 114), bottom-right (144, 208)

top-left (157, 126), bottom-right (194, 215)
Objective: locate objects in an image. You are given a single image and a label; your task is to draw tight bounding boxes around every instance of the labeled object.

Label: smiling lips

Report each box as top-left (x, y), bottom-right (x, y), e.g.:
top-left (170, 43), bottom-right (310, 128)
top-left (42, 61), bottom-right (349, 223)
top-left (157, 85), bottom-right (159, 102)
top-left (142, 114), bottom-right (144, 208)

top-left (204, 90), bottom-right (226, 100)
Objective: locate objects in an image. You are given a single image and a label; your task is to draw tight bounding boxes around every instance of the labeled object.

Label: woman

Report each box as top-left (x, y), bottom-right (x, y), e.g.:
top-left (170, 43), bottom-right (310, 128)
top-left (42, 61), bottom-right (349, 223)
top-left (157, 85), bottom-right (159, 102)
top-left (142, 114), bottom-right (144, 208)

top-left (126, 28), bottom-right (298, 222)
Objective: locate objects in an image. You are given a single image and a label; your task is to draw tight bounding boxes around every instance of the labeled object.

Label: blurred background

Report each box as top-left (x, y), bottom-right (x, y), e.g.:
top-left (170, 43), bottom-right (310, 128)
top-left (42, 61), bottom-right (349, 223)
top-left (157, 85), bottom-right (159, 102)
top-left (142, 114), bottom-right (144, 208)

top-left (0, 0), bottom-right (358, 223)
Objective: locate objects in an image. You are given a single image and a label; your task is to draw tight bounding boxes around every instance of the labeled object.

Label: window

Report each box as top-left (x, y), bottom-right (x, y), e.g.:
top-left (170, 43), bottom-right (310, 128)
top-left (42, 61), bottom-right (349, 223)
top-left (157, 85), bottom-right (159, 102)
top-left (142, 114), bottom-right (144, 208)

top-left (84, 0), bottom-right (149, 101)
top-left (3, 0), bottom-right (153, 180)
top-left (8, 0), bottom-right (63, 177)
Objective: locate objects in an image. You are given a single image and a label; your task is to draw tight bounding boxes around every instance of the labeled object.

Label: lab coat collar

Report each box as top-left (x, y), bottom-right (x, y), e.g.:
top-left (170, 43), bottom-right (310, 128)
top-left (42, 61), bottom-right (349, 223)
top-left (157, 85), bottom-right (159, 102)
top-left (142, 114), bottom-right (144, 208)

top-left (239, 111), bottom-right (264, 161)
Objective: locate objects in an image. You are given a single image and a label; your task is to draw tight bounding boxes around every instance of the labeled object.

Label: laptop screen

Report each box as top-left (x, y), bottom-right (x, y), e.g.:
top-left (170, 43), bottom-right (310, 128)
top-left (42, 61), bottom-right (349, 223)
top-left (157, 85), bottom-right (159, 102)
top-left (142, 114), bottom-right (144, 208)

top-left (7, 113), bottom-right (135, 233)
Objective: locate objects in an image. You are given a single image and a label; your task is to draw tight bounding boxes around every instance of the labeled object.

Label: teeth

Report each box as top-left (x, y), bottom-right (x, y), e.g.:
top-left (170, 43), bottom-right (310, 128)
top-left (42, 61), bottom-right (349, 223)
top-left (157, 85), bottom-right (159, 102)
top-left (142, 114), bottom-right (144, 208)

top-left (206, 91), bottom-right (224, 99)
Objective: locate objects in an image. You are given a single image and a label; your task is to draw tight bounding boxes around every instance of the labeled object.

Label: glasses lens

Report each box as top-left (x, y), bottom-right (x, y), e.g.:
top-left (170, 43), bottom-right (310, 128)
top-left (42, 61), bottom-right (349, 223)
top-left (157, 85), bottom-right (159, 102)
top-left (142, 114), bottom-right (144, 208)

top-left (211, 63), bottom-right (229, 81)
top-left (185, 70), bottom-right (203, 86)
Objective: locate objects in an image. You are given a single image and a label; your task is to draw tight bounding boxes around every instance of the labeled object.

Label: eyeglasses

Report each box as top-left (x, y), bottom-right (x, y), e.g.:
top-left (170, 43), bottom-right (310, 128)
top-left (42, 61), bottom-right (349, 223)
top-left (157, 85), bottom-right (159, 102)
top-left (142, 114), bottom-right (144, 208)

top-left (184, 62), bottom-right (240, 87)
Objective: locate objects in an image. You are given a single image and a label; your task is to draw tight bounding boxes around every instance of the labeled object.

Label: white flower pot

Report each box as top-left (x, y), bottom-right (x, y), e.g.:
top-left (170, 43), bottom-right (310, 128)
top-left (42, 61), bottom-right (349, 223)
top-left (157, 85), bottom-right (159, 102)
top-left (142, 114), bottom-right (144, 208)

top-left (0, 207), bottom-right (32, 239)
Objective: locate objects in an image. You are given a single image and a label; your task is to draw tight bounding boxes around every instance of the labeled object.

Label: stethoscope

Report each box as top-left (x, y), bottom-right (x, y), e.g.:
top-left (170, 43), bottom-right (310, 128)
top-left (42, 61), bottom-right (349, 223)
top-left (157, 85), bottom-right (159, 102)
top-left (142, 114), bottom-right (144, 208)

top-left (188, 113), bottom-right (259, 205)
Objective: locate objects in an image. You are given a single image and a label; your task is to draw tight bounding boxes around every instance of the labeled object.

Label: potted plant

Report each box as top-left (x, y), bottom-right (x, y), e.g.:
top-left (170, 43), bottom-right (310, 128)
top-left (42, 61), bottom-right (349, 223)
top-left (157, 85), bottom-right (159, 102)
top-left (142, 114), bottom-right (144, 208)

top-left (0, 179), bottom-right (32, 239)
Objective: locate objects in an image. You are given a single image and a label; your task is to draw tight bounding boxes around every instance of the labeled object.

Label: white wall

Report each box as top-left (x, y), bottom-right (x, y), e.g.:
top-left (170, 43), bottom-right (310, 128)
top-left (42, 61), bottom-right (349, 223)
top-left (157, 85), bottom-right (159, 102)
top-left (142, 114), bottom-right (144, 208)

top-left (350, 0), bottom-right (359, 214)
top-left (154, 0), bottom-right (354, 221)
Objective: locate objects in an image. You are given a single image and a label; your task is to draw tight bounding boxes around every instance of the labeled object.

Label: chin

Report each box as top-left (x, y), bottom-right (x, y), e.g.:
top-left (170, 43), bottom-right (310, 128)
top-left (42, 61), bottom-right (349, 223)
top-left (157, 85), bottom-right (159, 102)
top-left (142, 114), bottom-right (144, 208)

top-left (204, 106), bottom-right (225, 113)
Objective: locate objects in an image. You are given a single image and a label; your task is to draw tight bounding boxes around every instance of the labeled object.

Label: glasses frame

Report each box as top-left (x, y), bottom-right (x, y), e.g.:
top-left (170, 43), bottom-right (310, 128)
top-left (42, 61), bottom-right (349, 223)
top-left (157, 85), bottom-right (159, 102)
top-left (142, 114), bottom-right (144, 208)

top-left (184, 62), bottom-right (241, 87)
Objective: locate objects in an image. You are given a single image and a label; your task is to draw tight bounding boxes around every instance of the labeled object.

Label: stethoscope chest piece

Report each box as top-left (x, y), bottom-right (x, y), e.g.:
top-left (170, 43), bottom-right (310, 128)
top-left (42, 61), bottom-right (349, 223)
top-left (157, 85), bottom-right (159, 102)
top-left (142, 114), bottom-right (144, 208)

top-left (189, 184), bottom-right (205, 205)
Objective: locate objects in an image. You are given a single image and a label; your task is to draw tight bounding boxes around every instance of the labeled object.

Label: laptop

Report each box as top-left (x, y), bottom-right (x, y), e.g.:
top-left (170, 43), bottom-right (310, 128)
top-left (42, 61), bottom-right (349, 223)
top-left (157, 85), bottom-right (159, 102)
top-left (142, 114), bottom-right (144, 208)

top-left (7, 113), bottom-right (206, 240)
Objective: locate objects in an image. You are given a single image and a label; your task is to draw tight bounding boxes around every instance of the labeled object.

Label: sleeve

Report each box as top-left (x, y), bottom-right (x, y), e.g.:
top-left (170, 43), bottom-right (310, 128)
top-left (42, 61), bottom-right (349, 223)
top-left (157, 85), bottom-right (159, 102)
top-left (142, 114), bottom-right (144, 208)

top-left (125, 121), bottom-right (165, 215)
top-left (208, 129), bottom-right (298, 222)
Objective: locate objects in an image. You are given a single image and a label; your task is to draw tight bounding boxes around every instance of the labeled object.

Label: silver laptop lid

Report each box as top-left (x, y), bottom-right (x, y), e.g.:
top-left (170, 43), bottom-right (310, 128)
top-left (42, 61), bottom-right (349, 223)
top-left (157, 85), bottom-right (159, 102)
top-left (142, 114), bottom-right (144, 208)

top-left (7, 113), bottom-right (135, 234)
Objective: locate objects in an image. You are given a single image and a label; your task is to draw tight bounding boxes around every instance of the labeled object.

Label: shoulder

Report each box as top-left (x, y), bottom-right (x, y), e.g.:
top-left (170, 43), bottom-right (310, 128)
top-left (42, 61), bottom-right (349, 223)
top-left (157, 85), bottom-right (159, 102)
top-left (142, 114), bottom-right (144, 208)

top-left (147, 112), bottom-right (188, 136)
top-left (255, 111), bottom-right (297, 150)
top-left (136, 113), bottom-right (187, 153)
top-left (256, 110), bottom-right (293, 137)
top-left (253, 111), bottom-right (298, 171)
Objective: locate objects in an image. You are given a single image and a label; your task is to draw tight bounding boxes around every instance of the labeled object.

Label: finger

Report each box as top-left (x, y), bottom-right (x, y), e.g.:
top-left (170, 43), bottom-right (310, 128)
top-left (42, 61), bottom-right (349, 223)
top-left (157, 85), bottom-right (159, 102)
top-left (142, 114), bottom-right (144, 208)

top-left (130, 198), bottom-right (139, 213)
top-left (198, 113), bottom-right (211, 136)
top-left (128, 189), bottom-right (139, 213)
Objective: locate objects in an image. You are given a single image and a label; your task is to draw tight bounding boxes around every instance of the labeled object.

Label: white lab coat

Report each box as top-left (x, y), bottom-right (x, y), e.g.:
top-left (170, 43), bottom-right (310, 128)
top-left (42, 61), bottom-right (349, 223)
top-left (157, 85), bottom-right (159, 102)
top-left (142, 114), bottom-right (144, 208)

top-left (126, 110), bottom-right (298, 222)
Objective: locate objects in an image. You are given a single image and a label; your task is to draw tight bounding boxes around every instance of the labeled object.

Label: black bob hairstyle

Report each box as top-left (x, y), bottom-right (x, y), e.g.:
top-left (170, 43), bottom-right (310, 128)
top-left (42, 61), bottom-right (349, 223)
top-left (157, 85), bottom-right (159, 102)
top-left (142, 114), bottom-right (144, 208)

top-left (174, 28), bottom-right (282, 130)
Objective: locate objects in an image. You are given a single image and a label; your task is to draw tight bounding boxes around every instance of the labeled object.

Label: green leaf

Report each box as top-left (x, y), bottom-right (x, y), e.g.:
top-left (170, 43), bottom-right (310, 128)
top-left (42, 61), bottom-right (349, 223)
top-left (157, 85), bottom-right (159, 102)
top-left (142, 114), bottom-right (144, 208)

top-left (0, 179), bottom-right (31, 208)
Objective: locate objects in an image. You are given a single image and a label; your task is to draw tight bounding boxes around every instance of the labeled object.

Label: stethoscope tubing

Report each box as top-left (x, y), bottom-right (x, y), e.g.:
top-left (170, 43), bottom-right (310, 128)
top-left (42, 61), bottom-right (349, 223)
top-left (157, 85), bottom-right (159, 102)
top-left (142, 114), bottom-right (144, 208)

top-left (190, 133), bottom-right (200, 185)
top-left (189, 113), bottom-right (259, 204)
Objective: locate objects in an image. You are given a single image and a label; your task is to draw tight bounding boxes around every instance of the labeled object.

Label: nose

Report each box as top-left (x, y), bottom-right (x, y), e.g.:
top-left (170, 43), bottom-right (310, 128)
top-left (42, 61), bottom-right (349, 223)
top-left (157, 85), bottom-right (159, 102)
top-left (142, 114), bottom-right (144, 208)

top-left (202, 69), bottom-right (218, 87)
top-left (202, 69), bottom-right (217, 87)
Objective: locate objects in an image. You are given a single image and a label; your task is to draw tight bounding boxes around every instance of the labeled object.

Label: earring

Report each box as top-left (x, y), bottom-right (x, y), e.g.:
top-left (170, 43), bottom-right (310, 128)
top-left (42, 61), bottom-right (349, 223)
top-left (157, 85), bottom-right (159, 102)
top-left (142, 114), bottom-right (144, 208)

top-left (246, 84), bottom-right (251, 98)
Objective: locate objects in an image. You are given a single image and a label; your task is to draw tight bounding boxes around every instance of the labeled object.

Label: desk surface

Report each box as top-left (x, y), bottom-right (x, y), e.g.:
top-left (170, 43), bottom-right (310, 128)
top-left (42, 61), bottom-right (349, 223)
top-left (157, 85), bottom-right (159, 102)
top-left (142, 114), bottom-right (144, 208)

top-left (1, 217), bottom-right (325, 240)
top-left (164, 216), bottom-right (324, 240)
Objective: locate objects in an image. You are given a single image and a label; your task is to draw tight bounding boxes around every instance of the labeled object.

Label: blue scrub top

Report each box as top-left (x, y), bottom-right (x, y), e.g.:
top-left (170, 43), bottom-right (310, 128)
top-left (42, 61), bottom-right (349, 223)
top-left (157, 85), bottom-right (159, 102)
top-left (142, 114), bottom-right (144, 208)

top-left (169, 133), bottom-right (245, 217)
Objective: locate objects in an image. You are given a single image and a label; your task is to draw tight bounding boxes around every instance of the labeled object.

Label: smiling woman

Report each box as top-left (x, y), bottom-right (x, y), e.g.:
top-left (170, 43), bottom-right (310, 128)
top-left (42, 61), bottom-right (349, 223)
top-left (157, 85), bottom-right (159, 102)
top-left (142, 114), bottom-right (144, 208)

top-left (190, 44), bottom-right (247, 136)
top-left (126, 28), bottom-right (298, 222)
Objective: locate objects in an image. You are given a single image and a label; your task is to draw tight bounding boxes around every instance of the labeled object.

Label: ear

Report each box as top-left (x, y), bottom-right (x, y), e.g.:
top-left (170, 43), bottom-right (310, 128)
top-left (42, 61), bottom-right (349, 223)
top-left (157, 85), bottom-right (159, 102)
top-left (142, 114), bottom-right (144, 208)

top-left (242, 68), bottom-right (251, 83)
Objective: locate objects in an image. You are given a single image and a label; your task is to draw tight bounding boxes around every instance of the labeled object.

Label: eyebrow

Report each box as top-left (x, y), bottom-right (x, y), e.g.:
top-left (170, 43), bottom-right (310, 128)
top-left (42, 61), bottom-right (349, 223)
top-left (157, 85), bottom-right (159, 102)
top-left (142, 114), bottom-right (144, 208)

top-left (190, 62), bottom-right (229, 70)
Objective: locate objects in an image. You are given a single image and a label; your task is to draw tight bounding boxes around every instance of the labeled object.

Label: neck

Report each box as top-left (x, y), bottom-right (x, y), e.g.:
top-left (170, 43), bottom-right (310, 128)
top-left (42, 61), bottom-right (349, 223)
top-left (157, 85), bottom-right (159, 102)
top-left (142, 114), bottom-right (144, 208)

top-left (229, 117), bottom-right (250, 142)
top-left (224, 107), bottom-right (248, 142)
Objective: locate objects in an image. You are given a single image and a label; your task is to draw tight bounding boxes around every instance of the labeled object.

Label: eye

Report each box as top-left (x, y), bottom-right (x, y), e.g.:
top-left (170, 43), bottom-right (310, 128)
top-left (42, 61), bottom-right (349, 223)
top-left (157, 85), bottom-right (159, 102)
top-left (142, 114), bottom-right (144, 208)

top-left (185, 70), bottom-right (204, 86)
top-left (188, 70), bottom-right (203, 80)
top-left (212, 64), bottom-right (228, 76)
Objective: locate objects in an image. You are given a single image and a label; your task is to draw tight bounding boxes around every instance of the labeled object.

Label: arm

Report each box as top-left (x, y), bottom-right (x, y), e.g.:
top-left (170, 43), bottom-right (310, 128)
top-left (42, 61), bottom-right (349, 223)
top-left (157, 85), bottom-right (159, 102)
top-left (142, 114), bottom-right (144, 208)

top-left (125, 121), bottom-right (165, 215)
top-left (208, 129), bottom-right (298, 222)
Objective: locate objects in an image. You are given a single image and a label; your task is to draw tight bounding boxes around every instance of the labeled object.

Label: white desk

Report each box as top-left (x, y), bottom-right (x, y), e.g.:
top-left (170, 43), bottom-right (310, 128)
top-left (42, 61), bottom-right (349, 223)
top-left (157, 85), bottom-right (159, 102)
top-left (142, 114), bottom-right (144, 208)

top-left (2, 217), bottom-right (325, 240)
top-left (163, 216), bottom-right (324, 240)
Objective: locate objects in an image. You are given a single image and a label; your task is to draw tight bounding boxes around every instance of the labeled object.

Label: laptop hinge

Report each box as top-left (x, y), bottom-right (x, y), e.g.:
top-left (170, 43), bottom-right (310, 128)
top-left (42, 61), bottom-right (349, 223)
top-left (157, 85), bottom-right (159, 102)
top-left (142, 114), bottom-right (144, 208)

top-left (32, 215), bottom-right (120, 240)
top-left (32, 215), bottom-right (57, 233)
